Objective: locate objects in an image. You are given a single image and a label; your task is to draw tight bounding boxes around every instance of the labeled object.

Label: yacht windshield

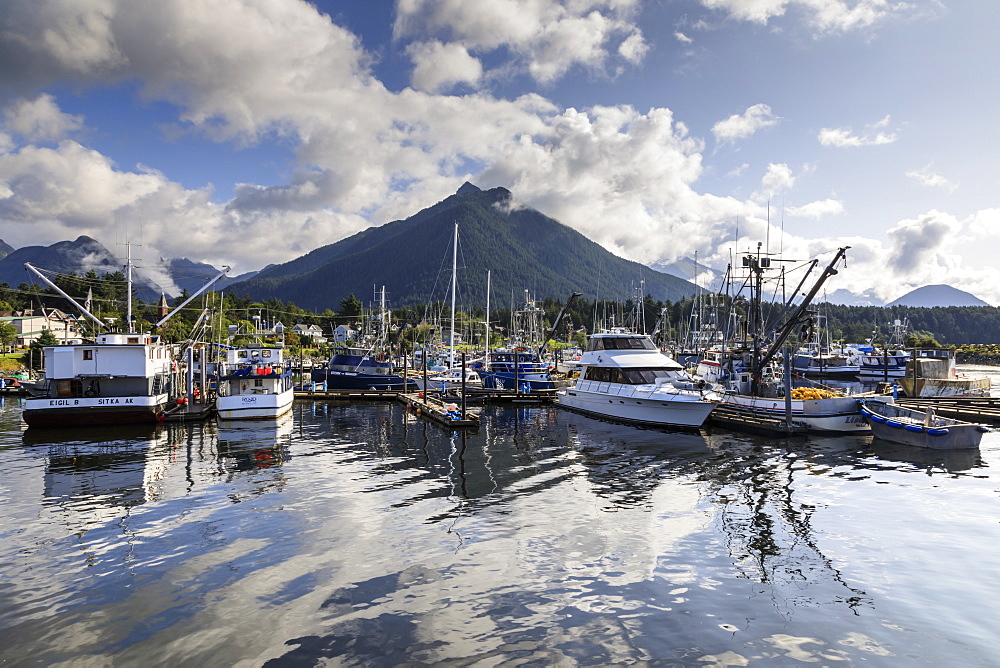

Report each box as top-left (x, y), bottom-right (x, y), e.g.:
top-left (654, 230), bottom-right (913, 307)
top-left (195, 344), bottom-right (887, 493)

top-left (583, 367), bottom-right (681, 384)
top-left (587, 336), bottom-right (656, 351)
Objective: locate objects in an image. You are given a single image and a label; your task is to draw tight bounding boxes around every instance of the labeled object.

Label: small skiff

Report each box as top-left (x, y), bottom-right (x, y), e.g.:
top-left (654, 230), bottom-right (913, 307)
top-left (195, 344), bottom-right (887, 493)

top-left (859, 398), bottom-right (989, 450)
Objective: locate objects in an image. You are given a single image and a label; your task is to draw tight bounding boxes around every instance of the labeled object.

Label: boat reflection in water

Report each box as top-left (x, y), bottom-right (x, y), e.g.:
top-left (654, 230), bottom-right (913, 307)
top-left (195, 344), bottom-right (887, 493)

top-left (2, 403), bottom-right (998, 666)
top-left (216, 413), bottom-right (294, 473)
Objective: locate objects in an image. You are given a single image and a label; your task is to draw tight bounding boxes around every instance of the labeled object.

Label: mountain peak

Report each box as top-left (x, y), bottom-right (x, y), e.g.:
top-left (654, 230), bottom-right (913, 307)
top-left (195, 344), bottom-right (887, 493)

top-left (456, 182), bottom-right (482, 195)
top-left (889, 284), bottom-right (989, 307)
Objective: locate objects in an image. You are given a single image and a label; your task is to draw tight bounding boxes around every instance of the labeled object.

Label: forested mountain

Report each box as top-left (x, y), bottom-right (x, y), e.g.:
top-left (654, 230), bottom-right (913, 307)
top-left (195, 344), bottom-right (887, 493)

top-left (805, 303), bottom-right (1000, 345)
top-left (228, 183), bottom-right (698, 312)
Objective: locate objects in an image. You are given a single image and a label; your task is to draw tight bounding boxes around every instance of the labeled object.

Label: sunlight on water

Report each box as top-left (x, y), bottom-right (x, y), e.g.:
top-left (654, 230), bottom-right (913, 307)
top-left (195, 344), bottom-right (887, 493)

top-left (0, 394), bottom-right (998, 665)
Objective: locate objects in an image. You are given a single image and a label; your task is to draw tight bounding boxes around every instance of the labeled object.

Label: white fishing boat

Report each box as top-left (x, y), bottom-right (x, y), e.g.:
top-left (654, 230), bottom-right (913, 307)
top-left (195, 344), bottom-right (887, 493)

top-left (860, 398), bottom-right (988, 449)
top-left (557, 330), bottom-right (718, 429)
top-left (21, 252), bottom-right (229, 428)
top-left (22, 331), bottom-right (184, 428)
top-left (216, 345), bottom-right (294, 420)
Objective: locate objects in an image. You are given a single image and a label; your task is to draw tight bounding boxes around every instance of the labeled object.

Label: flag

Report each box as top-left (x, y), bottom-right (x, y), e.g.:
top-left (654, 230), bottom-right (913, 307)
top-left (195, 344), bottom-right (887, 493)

top-left (85, 287), bottom-right (92, 313)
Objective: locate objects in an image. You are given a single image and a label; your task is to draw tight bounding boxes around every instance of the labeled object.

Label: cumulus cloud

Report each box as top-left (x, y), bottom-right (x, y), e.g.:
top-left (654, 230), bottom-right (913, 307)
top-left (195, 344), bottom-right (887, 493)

top-left (394, 0), bottom-right (646, 84)
top-left (712, 103), bottom-right (779, 144)
top-left (2, 94), bottom-right (84, 142)
top-left (906, 165), bottom-right (957, 192)
top-left (786, 199), bottom-right (844, 218)
top-left (406, 40), bottom-right (483, 93)
top-left (699, 0), bottom-right (915, 33)
top-left (755, 163), bottom-right (795, 200)
top-left (886, 210), bottom-right (961, 275)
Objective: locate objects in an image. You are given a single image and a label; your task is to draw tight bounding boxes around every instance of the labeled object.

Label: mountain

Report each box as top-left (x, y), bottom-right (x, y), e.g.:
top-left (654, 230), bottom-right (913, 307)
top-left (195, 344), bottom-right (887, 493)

top-left (228, 183), bottom-right (699, 311)
top-left (649, 256), bottom-right (725, 290)
top-left (0, 239), bottom-right (13, 260)
top-left (0, 236), bottom-right (180, 302)
top-left (822, 288), bottom-right (886, 307)
top-left (166, 257), bottom-right (259, 294)
top-left (888, 284), bottom-right (989, 307)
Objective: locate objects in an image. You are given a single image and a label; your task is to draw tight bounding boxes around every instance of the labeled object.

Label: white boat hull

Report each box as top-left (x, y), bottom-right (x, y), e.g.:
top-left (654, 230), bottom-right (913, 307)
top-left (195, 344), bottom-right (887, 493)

top-left (557, 382), bottom-right (715, 428)
top-left (719, 394), bottom-right (869, 432)
top-left (217, 389), bottom-right (294, 420)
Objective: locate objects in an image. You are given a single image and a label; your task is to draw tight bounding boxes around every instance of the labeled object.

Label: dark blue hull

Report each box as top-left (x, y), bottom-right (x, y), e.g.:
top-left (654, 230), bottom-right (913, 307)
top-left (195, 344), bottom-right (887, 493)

top-left (309, 369), bottom-right (418, 391)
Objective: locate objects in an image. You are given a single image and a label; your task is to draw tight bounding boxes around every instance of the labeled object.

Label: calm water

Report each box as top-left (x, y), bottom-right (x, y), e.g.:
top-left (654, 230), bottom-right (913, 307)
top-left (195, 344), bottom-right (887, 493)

top-left (1, 376), bottom-right (999, 666)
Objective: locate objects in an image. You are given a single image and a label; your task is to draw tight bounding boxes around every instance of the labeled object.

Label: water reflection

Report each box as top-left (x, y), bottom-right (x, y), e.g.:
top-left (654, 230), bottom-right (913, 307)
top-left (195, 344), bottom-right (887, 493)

top-left (0, 401), bottom-right (998, 665)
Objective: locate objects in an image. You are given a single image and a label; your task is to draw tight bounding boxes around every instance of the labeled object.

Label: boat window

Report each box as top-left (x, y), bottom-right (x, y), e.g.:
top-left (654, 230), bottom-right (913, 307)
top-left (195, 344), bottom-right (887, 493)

top-left (584, 367), bottom-right (611, 382)
top-left (262, 350), bottom-right (272, 358)
top-left (83, 350), bottom-right (93, 360)
top-left (238, 350), bottom-right (248, 359)
top-left (128, 337), bottom-right (139, 344)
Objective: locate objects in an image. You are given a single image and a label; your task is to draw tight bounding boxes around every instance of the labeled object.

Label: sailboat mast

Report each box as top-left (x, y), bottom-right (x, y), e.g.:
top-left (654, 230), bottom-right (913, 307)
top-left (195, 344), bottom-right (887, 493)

top-left (485, 269), bottom-right (491, 358)
top-left (126, 242), bottom-right (133, 331)
top-left (450, 222), bottom-right (457, 369)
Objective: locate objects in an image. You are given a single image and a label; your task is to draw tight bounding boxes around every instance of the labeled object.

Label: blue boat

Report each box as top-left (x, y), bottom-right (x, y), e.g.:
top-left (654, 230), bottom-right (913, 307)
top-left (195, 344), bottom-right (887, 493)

top-left (310, 347), bottom-right (418, 391)
top-left (474, 350), bottom-right (555, 393)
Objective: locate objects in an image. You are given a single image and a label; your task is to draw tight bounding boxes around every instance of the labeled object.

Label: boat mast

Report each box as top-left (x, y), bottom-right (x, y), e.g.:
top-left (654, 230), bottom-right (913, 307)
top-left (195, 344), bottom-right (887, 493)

top-left (450, 222), bottom-right (457, 370)
top-left (126, 242), bottom-right (134, 332)
top-left (485, 269), bottom-right (491, 359)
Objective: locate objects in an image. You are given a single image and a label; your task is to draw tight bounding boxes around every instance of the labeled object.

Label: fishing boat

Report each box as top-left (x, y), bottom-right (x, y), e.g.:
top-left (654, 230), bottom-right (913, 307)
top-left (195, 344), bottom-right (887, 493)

top-left (791, 315), bottom-right (860, 376)
top-left (693, 246), bottom-right (870, 433)
top-left (557, 330), bottom-right (718, 428)
top-left (216, 344), bottom-right (294, 420)
top-left (20, 252), bottom-right (230, 428)
top-left (858, 318), bottom-right (910, 378)
top-left (477, 292), bottom-right (555, 393)
top-left (22, 331), bottom-right (185, 428)
top-left (310, 287), bottom-right (418, 392)
top-left (859, 398), bottom-right (988, 449)
top-left (897, 348), bottom-right (990, 397)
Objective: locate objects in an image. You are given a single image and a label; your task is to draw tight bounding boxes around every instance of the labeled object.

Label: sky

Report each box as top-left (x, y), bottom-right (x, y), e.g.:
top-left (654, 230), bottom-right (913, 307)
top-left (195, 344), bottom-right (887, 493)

top-left (1, 0), bottom-right (999, 305)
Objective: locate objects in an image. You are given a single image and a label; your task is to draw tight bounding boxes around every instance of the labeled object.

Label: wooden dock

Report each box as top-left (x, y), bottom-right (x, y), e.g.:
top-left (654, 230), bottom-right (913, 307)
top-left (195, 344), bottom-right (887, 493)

top-left (707, 405), bottom-right (808, 438)
top-left (294, 388), bottom-right (401, 400)
top-left (894, 397), bottom-right (1000, 424)
top-left (399, 393), bottom-right (479, 428)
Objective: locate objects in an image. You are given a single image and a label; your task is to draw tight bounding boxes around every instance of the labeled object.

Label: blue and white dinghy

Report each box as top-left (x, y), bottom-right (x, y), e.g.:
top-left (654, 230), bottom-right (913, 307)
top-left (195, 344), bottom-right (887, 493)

top-left (859, 398), bottom-right (989, 449)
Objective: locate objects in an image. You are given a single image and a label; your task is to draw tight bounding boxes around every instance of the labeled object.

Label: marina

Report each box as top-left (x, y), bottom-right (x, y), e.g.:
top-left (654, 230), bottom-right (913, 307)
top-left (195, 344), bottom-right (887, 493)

top-left (2, 375), bottom-right (1000, 665)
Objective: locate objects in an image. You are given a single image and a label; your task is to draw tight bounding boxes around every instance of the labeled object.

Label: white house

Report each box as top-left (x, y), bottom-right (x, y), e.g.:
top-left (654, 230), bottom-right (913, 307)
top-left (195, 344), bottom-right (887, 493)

top-left (331, 324), bottom-right (357, 344)
top-left (0, 308), bottom-right (79, 347)
top-left (292, 323), bottom-right (327, 344)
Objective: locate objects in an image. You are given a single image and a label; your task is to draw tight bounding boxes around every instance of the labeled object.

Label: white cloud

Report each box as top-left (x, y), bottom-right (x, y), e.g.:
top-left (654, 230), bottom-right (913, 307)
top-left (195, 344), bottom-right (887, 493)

top-left (2, 94), bottom-right (84, 142)
top-left (906, 165), bottom-right (957, 192)
top-left (674, 31), bottom-right (694, 44)
top-left (755, 162), bottom-right (795, 200)
top-left (699, 0), bottom-right (916, 33)
top-left (394, 0), bottom-right (646, 84)
top-left (712, 104), bottom-right (779, 144)
top-left (786, 199), bottom-right (844, 218)
top-left (407, 40), bottom-right (483, 93)
top-left (817, 120), bottom-right (897, 147)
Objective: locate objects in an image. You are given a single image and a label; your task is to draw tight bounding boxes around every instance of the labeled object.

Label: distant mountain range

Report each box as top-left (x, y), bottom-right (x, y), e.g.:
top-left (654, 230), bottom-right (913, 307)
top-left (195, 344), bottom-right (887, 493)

top-left (229, 183), bottom-right (699, 311)
top-left (2, 186), bottom-right (992, 313)
top-left (0, 236), bottom-right (253, 302)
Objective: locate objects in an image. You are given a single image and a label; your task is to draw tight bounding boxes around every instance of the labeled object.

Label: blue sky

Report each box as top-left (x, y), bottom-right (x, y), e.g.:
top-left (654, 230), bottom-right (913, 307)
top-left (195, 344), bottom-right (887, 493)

top-left (1, 0), bottom-right (998, 304)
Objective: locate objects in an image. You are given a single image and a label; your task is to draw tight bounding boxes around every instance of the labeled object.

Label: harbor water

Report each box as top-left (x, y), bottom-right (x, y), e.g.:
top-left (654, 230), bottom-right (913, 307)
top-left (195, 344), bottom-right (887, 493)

top-left (2, 374), bottom-right (1000, 665)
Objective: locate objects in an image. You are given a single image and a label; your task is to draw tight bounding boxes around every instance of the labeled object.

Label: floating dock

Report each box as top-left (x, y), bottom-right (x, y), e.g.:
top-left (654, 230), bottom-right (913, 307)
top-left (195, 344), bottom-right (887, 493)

top-left (399, 393), bottom-right (479, 428)
top-left (707, 404), bottom-right (808, 438)
top-left (162, 401), bottom-right (216, 422)
top-left (894, 397), bottom-right (1000, 425)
